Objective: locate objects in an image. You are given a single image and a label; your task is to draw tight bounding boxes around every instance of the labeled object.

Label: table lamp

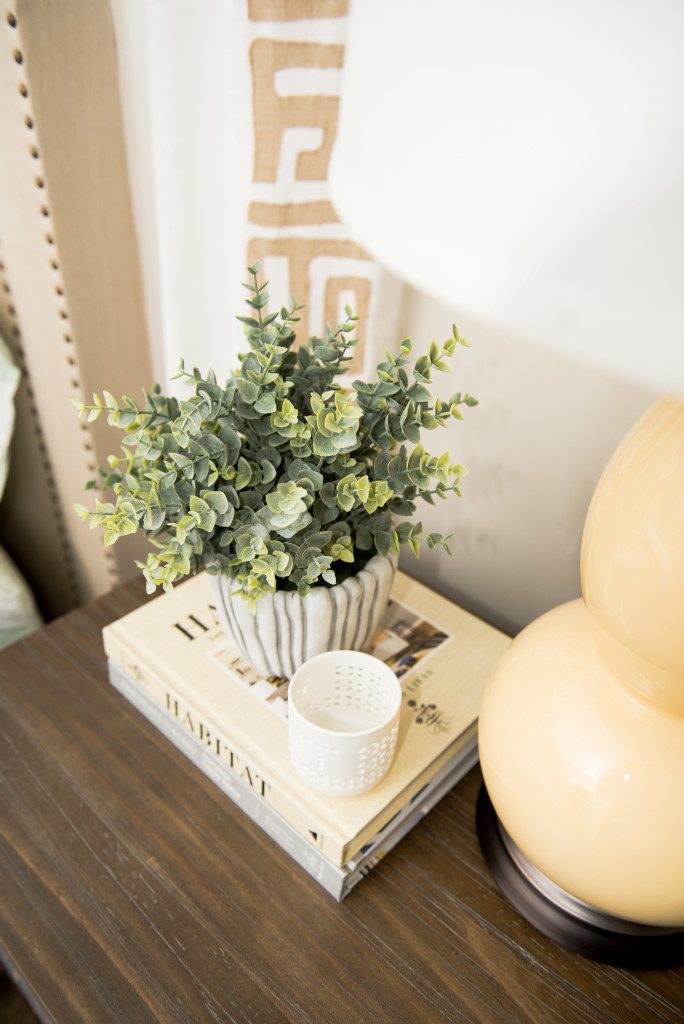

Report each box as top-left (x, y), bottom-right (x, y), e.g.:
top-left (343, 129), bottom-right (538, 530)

top-left (478, 397), bottom-right (684, 963)
top-left (330, 1), bottom-right (684, 963)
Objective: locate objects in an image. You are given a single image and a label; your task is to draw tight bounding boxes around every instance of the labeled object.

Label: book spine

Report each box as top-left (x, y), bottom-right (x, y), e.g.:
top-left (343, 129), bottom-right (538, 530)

top-left (340, 742), bottom-right (480, 894)
top-left (107, 659), bottom-right (351, 900)
top-left (108, 658), bottom-right (481, 902)
top-left (103, 630), bottom-right (347, 866)
top-left (346, 739), bottom-right (479, 867)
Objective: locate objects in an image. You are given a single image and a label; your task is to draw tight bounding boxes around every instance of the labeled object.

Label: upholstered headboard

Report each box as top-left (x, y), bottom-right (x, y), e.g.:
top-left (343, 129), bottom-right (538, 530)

top-left (0, 0), bottom-right (153, 617)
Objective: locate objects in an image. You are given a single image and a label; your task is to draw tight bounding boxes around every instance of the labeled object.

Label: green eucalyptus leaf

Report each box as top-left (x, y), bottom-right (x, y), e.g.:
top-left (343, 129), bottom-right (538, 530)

top-left (72, 265), bottom-right (475, 602)
top-left (254, 392), bottom-right (276, 414)
top-left (236, 378), bottom-right (259, 403)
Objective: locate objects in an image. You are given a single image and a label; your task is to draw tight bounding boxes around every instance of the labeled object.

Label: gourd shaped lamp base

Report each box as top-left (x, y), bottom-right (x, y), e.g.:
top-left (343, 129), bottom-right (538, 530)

top-left (478, 398), bottom-right (684, 965)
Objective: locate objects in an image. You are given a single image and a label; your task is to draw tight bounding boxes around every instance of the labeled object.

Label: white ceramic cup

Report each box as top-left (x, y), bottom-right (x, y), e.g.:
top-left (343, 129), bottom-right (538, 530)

top-left (288, 650), bottom-right (402, 796)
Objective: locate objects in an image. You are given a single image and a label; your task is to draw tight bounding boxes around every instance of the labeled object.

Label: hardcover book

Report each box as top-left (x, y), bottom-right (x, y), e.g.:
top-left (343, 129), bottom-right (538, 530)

top-left (103, 570), bottom-right (510, 867)
top-left (107, 658), bottom-right (479, 900)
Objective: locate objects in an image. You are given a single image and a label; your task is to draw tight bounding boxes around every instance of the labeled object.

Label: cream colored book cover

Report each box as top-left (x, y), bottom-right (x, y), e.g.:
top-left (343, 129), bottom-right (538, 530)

top-left (103, 571), bottom-right (510, 865)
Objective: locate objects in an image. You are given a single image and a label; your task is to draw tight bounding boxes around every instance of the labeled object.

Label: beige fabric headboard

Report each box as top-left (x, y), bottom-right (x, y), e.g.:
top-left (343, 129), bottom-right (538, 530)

top-left (0, 0), bottom-right (152, 618)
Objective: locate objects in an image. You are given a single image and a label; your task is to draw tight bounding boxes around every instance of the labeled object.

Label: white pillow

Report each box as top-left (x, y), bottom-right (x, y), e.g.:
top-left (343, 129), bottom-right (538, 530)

top-left (0, 335), bottom-right (19, 499)
top-left (0, 334), bottom-right (42, 647)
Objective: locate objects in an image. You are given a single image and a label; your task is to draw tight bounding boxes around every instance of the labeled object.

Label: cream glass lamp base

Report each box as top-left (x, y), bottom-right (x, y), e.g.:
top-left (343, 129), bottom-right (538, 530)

top-left (477, 398), bottom-right (684, 965)
top-left (476, 786), bottom-right (684, 967)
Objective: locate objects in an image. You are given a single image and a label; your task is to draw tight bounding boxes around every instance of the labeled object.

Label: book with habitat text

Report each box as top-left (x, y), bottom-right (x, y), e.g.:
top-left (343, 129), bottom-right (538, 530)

top-left (103, 569), bottom-right (510, 867)
top-left (107, 657), bottom-right (480, 900)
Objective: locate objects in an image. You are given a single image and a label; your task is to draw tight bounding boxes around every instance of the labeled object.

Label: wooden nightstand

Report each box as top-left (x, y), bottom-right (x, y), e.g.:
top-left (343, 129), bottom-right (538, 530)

top-left (1, 581), bottom-right (682, 1023)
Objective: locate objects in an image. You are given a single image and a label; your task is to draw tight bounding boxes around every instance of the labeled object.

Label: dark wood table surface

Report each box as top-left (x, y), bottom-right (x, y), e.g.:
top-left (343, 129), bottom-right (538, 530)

top-left (0, 580), bottom-right (682, 1024)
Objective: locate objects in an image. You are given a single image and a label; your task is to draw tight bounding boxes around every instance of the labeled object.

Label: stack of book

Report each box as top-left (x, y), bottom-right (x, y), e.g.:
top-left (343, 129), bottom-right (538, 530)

top-left (104, 570), bottom-right (510, 899)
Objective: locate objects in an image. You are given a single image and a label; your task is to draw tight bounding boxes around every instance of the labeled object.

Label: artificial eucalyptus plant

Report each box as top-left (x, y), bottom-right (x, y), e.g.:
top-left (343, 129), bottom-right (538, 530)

top-left (73, 264), bottom-right (477, 609)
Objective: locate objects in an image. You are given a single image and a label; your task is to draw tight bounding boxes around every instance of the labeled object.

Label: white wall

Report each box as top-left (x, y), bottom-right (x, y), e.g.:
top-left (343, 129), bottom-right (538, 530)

top-left (397, 287), bottom-right (660, 634)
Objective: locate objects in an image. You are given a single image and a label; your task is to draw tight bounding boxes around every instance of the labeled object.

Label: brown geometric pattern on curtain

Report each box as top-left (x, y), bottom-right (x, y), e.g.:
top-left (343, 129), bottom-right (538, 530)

top-left (246, 0), bottom-right (371, 374)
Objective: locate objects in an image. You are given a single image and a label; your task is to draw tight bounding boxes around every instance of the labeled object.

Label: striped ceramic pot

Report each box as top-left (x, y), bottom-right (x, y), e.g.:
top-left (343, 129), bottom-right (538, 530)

top-left (211, 552), bottom-right (397, 679)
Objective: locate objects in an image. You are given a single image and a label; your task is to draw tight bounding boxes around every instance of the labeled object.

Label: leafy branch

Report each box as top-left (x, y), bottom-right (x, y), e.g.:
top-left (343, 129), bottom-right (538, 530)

top-left (73, 262), bottom-right (477, 609)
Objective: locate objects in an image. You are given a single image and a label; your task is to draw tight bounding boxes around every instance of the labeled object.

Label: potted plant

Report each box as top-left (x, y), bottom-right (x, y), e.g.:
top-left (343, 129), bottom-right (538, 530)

top-left (73, 264), bottom-right (477, 676)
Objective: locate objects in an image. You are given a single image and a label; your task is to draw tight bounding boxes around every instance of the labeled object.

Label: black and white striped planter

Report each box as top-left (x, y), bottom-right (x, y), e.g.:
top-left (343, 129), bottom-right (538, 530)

top-left (211, 552), bottom-right (397, 679)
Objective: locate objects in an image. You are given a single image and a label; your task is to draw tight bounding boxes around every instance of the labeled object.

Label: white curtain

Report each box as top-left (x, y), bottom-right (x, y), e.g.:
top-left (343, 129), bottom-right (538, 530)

top-left (111, 0), bottom-right (402, 389)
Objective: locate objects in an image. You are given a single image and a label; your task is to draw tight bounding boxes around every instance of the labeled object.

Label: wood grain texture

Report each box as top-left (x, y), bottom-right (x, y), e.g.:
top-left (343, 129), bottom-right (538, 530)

top-left (0, 580), bottom-right (682, 1024)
